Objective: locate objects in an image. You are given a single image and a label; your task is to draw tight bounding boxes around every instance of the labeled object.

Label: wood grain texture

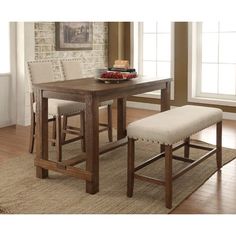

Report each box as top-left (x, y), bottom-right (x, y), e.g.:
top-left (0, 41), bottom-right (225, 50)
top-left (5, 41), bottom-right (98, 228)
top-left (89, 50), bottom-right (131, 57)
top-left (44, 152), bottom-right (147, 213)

top-left (85, 94), bottom-right (99, 194)
top-left (33, 77), bottom-right (171, 195)
top-left (35, 88), bottom-right (48, 178)
top-left (127, 138), bottom-right (135, 197)
top-left (117, 98), bottom-right (127, 139)
top-left (165, 145), bottom-right (172, 209)
top-left (35, 77), bottom-right (171, 101)
top-left (216, 121), bottom-right (222, 170)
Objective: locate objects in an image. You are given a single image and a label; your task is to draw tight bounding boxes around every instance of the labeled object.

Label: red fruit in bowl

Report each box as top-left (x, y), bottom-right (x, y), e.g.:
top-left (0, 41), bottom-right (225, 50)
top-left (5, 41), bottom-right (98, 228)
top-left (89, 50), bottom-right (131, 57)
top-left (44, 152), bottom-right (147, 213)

top-left (101, 71), bottom-right (128, 79)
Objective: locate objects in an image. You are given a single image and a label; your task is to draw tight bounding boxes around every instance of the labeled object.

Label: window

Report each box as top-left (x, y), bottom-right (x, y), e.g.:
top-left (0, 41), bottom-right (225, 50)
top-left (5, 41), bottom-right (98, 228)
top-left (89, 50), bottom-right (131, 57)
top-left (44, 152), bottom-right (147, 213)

top-left (133, 22), bottom-right (174, 98)
top-left (0, 22), bottom-right (10, 74)
top-left (189, 22), bottom-right (236, 105)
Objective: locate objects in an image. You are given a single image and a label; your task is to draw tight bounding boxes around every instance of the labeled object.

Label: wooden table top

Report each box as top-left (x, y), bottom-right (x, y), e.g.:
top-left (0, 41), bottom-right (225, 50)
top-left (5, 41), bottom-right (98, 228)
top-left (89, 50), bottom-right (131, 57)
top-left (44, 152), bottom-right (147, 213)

top-left (33, 77), bottom-right (172, 95)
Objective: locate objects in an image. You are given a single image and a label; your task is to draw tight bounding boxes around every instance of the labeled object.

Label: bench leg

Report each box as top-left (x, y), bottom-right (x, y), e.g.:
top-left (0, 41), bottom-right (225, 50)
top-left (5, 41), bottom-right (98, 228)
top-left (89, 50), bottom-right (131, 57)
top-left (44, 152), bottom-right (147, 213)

top-left (127, 138), bottom-right (135, 197)
top-left (216, 121), bottom-right (222, 170)
top-left (184, 137), bottom-right (190, 158)
top-left (165, 145), bottom-right (173, 209)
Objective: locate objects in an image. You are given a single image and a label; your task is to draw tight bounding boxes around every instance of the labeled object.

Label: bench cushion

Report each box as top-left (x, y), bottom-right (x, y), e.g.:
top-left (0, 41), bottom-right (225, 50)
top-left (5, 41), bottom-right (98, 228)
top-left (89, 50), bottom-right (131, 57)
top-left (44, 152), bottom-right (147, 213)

top-left (127, 105), bottom-right (223, 145)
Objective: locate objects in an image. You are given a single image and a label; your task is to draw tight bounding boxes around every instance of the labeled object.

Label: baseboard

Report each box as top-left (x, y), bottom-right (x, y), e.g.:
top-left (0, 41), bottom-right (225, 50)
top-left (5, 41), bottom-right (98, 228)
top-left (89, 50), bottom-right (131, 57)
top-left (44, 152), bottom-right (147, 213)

top-left (223, 112), bottom-right (236, 121)
top-left (127, 101), bottom-right (161, 111)
top-left (0, 121), bottom-right (14, 128)
top-left (126, 101), bottom-right (177, 112)
top-left (127, 101), bottom-right (236, 121)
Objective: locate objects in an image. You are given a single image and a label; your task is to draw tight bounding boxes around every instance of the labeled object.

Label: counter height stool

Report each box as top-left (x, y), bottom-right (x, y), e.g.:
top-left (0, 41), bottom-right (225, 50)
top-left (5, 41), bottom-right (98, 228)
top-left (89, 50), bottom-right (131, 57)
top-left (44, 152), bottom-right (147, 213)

top-left (127, 105), bottom-right (223, 208)
top-left (60, 58), bottom-right (113, 142)
top-left (27, 60), bottom-right (86, 162)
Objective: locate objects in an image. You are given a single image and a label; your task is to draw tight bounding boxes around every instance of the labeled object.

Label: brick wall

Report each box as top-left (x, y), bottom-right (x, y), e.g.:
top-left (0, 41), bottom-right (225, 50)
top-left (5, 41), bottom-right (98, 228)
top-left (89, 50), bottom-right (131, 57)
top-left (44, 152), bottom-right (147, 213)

top-left (34, 22), bottom-right (108, 78)
top-left (23, 22), bottom-right (108, 126)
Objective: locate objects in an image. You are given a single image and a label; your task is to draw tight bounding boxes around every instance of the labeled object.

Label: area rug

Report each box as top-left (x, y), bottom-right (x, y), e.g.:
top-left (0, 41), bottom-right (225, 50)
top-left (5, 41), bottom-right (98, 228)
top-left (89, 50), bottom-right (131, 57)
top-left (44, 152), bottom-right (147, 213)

top-left (0, 133), bottom-right (235, 214)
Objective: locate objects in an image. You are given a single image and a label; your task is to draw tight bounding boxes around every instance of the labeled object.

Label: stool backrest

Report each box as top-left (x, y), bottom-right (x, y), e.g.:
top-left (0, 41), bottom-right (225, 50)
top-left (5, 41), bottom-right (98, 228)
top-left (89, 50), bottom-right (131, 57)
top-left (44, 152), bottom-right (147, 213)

top-left (60, 59), bottom-right (83, 80)
top-left (27, 60), bottom-right (55, 93)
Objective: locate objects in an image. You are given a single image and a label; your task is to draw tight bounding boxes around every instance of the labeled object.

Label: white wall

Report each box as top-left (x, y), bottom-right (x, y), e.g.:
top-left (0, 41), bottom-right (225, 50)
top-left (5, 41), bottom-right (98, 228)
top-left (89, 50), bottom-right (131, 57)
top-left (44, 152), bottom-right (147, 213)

top-left (0, 75), bottom-right (11, 127)
top-left (16, 22), bottom-right (26, 125)
top-left (15, 22), bottom-right (34, 126)
top-left (0, 22), bottom-right (35, 127)
top-left (0, 23), bottom-right (17, 128)
top-left (15, 22), bottom-right (108, 126)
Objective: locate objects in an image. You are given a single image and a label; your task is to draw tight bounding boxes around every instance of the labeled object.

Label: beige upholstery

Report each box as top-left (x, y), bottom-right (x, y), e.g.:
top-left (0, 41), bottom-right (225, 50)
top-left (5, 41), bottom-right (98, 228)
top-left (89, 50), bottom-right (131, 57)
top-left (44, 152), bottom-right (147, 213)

top-left (127, 105), bottom-right (223, 145)
top-left (27, 60), bottom-right (85, 115)
top-left (60, 59), bottom-right (113, 106)
top-left (60, 59), bottom-right (83, 80)
top-left (33, 99), bottom-right (85, 116)
top-left (27, 60), bottom-right (56, 93)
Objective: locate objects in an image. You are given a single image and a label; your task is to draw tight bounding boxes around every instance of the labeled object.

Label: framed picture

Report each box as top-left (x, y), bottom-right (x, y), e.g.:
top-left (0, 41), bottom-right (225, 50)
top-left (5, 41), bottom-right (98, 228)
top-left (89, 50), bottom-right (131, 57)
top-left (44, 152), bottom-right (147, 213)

top-left (55, 22), bottom-right (93, 50)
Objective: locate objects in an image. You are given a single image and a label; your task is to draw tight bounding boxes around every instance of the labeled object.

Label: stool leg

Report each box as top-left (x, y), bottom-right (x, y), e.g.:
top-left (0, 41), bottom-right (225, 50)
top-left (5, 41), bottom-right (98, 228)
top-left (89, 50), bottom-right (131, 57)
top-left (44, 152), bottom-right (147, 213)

top-left (56, 115), bottom-right (62, 162)
top-left (107, 104), bottom-right (113, 142)
top-left (216, 121), bottom-right (222, 170)
top-left (127, 138), bottom-right (135, 197)
top-left (160, 144), bottom-right (165, 153)
top-left (51, 118), bottom-right (56, 146)
top-left (165, 145), bottom-right (173, 209)
top-left (62, 115), bottom-right (67, 143)
top-left (184, 137), bottom-right (190, 158)
top-left (80, 111), bottom-right (86, 152)
top-left (29, 112), bottom-right (35, 153)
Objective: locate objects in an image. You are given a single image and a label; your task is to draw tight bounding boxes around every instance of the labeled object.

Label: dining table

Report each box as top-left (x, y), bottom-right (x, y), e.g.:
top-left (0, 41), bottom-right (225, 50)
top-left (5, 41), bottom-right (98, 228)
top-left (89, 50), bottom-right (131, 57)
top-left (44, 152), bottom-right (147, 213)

top-left (33, 76), bottom-right (172, 194)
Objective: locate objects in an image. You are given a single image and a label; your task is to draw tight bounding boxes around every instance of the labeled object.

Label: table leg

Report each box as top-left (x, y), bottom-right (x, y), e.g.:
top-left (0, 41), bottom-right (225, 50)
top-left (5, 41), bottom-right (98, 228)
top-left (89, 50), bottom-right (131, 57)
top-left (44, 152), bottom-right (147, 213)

top-left (85, 95), bottom-right (99, 194)
top-left (117, 98), bottom-right (127, 140)
top-left (35, 88), bottom-right (48, 178)
top-left (160, 81), bottom-right (171, 112)
top-left (160, 82), bottom-right (171, 152)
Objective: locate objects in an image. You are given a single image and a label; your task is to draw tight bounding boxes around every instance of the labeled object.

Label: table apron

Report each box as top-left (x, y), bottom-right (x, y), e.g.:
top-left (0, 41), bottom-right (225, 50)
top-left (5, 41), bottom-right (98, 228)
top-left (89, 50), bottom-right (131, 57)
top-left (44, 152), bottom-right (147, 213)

top-left (43, 90), bottom-right (85, 102)
top-left (42, 82), bottom-right (168, 102)
top-left (97, 83), bottom-right (168, 101)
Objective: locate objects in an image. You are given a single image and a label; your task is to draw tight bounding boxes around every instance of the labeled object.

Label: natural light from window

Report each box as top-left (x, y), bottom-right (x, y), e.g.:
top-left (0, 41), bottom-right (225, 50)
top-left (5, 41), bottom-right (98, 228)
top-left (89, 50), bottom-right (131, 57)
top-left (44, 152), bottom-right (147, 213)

top-left (143, 22), bottom-right (171, 78)
top-left (134, 22), bottom-right (172, 78)
top-left (133, 22), bottom-right (174, 97)
top-left (0, 22), bottom-right (10, 73)
top-left (199, 22), bottom-right (236, 98)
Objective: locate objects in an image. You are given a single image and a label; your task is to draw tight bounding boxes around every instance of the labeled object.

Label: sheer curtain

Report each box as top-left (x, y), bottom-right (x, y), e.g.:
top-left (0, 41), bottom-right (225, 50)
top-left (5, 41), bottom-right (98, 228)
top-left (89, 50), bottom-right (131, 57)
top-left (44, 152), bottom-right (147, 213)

top-left (0, 22), bottom-right (10, 73)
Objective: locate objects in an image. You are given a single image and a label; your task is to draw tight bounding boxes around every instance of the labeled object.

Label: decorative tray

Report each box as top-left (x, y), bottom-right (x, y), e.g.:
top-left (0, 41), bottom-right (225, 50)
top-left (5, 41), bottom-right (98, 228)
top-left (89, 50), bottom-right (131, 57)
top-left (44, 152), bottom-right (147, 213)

top-left (97, 77), bottom-right (132, 83)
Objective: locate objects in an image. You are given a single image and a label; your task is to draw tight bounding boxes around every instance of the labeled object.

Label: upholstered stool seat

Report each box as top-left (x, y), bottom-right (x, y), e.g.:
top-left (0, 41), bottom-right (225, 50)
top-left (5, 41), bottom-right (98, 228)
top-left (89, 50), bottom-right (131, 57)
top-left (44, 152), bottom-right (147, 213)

top-left (33, 99), bottom-right (85, 116)
top-left (127, 105), bottom-right (223, 209)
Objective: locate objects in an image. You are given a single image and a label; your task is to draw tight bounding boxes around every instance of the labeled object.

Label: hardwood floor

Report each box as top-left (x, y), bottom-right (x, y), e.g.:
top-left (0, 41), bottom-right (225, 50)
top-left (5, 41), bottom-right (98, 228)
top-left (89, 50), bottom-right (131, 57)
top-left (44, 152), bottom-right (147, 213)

top-left (0, 125), bottom-right (29, 160)
top-left (0, 107), bottom-right (236, 213)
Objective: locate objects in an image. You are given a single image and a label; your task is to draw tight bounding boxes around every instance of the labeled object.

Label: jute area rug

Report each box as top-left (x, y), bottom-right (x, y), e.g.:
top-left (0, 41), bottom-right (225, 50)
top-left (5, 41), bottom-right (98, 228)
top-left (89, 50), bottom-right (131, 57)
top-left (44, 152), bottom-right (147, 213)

top-left (0, 132), bottom-right (235, 214)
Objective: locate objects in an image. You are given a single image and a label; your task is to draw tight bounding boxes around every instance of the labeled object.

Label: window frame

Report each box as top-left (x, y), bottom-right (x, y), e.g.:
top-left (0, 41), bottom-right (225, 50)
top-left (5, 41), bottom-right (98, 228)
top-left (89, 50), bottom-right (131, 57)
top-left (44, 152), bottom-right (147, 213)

top-left (188, 22), bottom-right (236, 107)
top-left (131, 22), bottom-right (175, 100)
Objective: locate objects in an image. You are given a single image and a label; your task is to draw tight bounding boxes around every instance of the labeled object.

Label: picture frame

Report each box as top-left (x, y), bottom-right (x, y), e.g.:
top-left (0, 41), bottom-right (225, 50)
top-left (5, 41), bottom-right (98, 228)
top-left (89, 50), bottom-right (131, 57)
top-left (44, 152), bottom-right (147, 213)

top-left (55, 22), bottom-right (93, 50)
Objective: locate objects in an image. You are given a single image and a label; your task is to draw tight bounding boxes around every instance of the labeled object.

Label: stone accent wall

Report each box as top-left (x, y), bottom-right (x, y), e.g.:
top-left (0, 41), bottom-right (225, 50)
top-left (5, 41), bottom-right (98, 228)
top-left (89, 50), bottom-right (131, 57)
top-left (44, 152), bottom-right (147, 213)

top-left (34, 22), bottom-right (108, 78)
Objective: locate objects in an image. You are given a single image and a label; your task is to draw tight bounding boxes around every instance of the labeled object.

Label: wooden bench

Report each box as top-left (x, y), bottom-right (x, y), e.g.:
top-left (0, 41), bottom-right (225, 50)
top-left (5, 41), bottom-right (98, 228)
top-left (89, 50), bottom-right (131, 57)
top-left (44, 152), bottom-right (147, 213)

top-left (127, 105), bottom-right (223, 208)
